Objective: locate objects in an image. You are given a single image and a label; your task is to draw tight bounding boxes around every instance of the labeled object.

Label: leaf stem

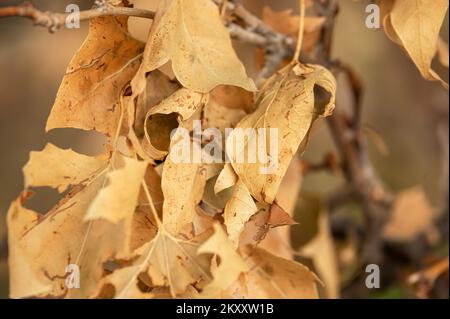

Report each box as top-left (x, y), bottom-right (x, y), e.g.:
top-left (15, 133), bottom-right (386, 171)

top-left (292, 0), bottom-right (306, 64)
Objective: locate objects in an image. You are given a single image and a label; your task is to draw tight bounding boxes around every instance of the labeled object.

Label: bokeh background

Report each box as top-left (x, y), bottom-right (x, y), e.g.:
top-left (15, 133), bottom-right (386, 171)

top-left (0, 0), bottom-right (448, 298)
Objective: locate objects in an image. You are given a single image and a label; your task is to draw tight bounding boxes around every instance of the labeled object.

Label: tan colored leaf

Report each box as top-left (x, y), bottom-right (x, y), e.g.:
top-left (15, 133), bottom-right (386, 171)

top-left (437, 37), bottom-right (449, 68)
top-left (223, 179), bottom-right (258, 245)
top-left (8, 174), bottom-right (133, 298)
top-left (259, 156), bottom-right (302, 259)
top-left (245, 248), bottom-right (320, 299)
top-left (161, 149), bottom-right (206, 235)
top-left (300, 212), bottom-right (340, 299)
top-left (135, 0), bottom-right (256, 93)
top-left (46, 16), bottom-right (144, 136)
top-left (198, 223), bottom-right (247, 298)
top-left (102, 228), bottom-right (212, 298)
top-left (23, 143), bottom-right (108, 193)
top-left (203, 93), bottom-right (247, 135)
top-left (7, 200), bottom-right (50, 299)
top-left (214, 163), bottom-right (238, 194)
top-left (383, 187), bottom-right (439, 243)
top-left (143, 88), bottom-right (208, 160)
top-left (85, 158), bottom-right (147, 225)
top-left (239, 202), bottom-right (297, 250)
top-left (227, 64), bottom-right (336, 203)
top-left (134, 70), bottom-right (181, 139)
top-left (262, 6), bottom-right (325, 53)
top-left (384, 0), bottom-right (449, 88)
top-left (209, 85), bottom-right (254, 113)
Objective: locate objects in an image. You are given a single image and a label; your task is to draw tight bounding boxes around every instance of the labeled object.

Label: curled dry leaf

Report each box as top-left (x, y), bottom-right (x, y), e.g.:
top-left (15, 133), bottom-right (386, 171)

top-left (227, 63), bottom-right (336, 204)
top-left (47, 16), bottom-right (144, 137)
top-left (239, 202), bottom-right (297, 251)
top-left (214, 163), bottom-right (237, 194)
top-left (382, 0), bottom-right (449, 88)
top-left (143, 88), bottom-right (208, 160)
top-left (134, 0), bottom-right (256, 93)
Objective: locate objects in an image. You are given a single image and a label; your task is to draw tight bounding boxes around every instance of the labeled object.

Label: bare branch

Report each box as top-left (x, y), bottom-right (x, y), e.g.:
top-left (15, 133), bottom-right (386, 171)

top-left (0, 2), bottom-right (155, 33)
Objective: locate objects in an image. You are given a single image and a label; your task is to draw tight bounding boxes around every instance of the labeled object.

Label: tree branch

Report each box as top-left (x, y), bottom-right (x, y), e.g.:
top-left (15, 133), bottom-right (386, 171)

top-left (0, 1), bottom-right (155, 33)
top-left (214, 0), bottom-right (295, 85)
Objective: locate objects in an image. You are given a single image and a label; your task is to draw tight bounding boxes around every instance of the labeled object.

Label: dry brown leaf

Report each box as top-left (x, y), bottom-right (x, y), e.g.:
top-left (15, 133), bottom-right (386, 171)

top-left (227, 64), bottom-right (336, 203)
top-left (134, 0), bottom-right (256, 93)
top-left (408, 258), bottom-right (449, 298)
top-left (47, 16), bottom-right (144, 136)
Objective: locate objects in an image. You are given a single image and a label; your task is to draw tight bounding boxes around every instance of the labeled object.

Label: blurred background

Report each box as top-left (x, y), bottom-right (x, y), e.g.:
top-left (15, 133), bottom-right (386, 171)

top-left (0, 0), bottom-right (448, 298)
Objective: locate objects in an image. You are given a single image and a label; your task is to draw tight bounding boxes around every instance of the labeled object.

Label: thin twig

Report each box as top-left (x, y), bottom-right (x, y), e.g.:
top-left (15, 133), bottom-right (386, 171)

top-left (0, 2), bottom-right (155, 33)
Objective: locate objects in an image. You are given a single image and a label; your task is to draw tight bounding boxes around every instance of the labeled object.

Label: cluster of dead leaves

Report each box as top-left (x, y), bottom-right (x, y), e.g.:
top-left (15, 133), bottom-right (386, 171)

top-left (7, 0), bottom-right (337, 299)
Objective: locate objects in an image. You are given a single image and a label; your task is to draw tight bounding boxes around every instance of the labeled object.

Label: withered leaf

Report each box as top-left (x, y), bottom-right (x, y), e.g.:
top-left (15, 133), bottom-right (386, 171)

top-left (135, 0), bottom-right (256, 93)
top-left (383, 0), bottom-right (449, 88)
top-left (23, 143), bottom-right (108, 193)
top-left (227, 64), bottom-right (336, 203)
top-left (245, 248), bottom-right (320, 299)
top-left (47, 16), bottom-right (144, 136)
top-left (102, 228), bottom-right (212, 298)
top-left (198, 223), bottom-right (247, 298)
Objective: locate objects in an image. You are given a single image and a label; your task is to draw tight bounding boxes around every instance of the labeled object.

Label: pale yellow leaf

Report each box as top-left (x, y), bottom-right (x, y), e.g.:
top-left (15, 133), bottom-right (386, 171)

top-left (85, 158), bottom-right (147, 224)
top-left (198, 223), bottom-right (247, 298)
top-left (223, 179), bottom-right (258, 245)
top-left (23, 143), bottom-right (108, 193)
top-left (385, 0), bottom-right (449, 88)
top-left (300, 212), bottom-right (340, 299)
top-left (135, 0), bottom-right (256, 93)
